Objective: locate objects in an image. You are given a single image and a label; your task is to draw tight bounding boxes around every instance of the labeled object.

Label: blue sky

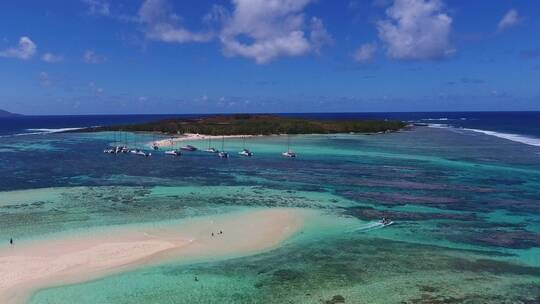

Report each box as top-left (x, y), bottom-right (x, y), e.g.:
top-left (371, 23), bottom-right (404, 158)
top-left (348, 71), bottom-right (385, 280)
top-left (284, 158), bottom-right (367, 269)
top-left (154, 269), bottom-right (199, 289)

top-left (0, 0), bottom-right (539, 115)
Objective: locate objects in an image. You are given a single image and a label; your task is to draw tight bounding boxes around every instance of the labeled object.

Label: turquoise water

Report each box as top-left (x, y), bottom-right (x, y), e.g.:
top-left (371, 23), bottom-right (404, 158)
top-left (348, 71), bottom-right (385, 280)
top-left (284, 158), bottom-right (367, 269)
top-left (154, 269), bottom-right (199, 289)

top-left (1, 126), bottom-right (539, 303)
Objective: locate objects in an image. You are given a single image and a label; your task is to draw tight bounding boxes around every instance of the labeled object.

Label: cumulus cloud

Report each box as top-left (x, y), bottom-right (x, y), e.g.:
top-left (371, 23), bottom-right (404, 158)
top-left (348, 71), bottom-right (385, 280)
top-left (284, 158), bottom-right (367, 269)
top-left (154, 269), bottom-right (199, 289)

top-left (377, 0), bottom-right (454, 60)
top-left (83, 0), bottom-right (111, 16)
top-left (42, 52), bottom-right (63, 63)
top-left (498, 9), bottom-right (520, 31)
top-left (219, 0), bottom-right (331, 64)
top-left (353, 43), bottom-right (377, 63)
top-left (138, 0), bottom-right (212, 43)
top-left (83, 50), bottom-right (106, 64)
top-left (0, 36), bottom-right (37, 60)
top-left (310, 17), bottom-right (333, 53)
top-left (39, 72), bottom-right (52, 87)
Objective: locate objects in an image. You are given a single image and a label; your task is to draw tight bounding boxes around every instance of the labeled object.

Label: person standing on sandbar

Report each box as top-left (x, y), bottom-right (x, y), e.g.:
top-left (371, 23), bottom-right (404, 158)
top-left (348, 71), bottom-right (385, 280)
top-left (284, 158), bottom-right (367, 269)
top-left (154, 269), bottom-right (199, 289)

top-left (9, 238), bottom-right (13, 245)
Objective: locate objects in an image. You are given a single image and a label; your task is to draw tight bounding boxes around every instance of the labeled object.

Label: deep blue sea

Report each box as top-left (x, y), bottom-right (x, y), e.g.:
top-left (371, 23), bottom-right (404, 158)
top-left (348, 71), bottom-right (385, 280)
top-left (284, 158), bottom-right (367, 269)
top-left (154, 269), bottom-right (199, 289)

top-left (1, 112), bottom-right (539, 147)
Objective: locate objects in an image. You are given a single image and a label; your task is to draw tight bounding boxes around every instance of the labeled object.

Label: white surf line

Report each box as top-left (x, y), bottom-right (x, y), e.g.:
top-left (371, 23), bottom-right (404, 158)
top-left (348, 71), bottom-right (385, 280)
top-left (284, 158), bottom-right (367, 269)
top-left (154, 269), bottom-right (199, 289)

top-left (462, 128), bottom-right (540, 147)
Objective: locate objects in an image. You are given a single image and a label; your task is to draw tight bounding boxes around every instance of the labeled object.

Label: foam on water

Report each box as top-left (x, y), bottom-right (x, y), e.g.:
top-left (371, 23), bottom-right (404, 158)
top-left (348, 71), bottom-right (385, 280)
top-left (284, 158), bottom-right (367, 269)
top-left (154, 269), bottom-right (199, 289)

top-left (351, 221), bottom-right (385, 232)
top-left (462, 128), bottom-right (540, 147)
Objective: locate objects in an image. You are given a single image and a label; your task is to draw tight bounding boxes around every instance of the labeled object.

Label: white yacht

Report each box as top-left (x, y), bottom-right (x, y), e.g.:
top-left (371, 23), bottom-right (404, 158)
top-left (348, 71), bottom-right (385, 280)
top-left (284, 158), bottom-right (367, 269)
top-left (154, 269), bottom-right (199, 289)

top-left (165, 149), bottom-right (182, 156)
top-left (239, 149), bottom-right (254, 157)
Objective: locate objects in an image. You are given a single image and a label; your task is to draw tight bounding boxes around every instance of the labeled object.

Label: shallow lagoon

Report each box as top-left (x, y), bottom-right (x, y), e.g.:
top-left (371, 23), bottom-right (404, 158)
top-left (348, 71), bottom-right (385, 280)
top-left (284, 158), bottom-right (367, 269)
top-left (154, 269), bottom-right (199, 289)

top-left (1, 127), bottom-right (539, 303)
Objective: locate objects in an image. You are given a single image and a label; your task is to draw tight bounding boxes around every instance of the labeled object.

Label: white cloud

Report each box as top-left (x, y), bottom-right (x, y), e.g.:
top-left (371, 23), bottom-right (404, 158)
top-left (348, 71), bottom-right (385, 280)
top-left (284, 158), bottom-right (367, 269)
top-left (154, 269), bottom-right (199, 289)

top-left (353, 43), bottom-right (377, 62)
top-left (138, 0), bottom-right (212, 43)
top-left (89, 81), bottom-right (104, 96)
top-left (219, 0), bottom-right (331, 64)
top-left (83, 0), bottom-right (111, 16)
top-left (0, 36), bottom-right (37, 60)
top-left (310, 17), bottom-right (333, 53)
top-left (83, 50), bottom-right (106, 64)
top-left (377, 0), bottom-right (454, 60)
top-left (498, 9), bottom-right (520, 31)
top-left (39, 72), bottom-right (52, 87)
top-left (42, 52), bottom-right (63, 63)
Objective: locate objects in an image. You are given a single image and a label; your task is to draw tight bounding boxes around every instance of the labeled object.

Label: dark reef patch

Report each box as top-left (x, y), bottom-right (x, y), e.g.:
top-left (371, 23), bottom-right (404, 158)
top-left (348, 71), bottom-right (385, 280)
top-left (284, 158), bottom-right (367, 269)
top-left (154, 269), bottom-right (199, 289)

top-left (446, 229), bottom-right (540, 249)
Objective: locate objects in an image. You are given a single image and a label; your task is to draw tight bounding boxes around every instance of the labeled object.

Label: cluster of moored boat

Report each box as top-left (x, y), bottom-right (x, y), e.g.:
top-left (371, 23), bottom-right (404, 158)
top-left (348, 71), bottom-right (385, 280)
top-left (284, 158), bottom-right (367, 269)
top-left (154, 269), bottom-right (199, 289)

top-left (105, 144), bottom-right (296, 158)
top-left (104, 136), bottom-right (297, 159)
top-left (104, 146), bottom-right (152, 157)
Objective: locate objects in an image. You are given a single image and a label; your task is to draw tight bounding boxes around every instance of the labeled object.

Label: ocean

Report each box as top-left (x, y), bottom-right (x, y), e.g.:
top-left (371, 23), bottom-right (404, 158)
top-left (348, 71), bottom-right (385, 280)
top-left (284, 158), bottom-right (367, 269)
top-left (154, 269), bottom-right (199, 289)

top-left (2, 111), bottom-right (539, 147)
top-left (0, 112), bottom-right (539, 303)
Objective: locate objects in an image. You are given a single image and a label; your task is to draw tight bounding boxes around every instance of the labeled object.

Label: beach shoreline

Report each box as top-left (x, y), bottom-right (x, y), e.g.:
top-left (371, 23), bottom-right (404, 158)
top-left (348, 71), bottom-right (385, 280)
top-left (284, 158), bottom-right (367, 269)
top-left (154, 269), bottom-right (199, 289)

top-left (0, 208), bottom-right (309, 304)
top-left (151, 133), bottom-right (259, 148)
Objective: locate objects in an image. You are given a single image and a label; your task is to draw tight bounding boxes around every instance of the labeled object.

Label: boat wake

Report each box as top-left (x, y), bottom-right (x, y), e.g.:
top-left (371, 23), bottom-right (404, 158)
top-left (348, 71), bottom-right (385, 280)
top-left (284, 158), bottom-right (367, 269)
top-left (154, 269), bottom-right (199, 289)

top-left (351, 221), bottom-right (387, 233)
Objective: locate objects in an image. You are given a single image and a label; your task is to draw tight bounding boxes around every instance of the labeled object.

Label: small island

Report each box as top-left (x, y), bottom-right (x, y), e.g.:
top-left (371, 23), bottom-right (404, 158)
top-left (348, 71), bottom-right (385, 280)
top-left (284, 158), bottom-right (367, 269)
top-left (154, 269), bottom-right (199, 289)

top-left (80, 114), bottom-right (406, 135)
top-left (0, 109), bottom-right (21, 117)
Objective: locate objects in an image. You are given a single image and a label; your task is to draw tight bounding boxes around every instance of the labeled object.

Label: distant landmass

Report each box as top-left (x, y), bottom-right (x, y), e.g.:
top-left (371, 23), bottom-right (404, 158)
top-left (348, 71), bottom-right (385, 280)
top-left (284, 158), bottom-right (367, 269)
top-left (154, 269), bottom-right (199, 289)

top-left (0, 109), bottom-right (21, 117)
top-left (79, 114), bottom-right (407, 135)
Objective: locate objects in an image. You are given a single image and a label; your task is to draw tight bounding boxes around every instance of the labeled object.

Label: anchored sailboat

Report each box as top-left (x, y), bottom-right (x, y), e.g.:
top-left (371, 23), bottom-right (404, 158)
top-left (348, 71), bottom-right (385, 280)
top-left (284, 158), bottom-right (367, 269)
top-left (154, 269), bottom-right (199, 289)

top-left (205, 137), bottom-right (219, 153)
top-left (129, 134), bottom-right (151, 157)
top-left (238, 136), bottom-right (254, 157)
top-left (218, 135), bottom-right (229, 158)
top-left (282, 134), bottom-right (296, 158)
top-left (104, 131), bottom-right (120, 154)
top-left (152, 132), bottom-right (159, 150)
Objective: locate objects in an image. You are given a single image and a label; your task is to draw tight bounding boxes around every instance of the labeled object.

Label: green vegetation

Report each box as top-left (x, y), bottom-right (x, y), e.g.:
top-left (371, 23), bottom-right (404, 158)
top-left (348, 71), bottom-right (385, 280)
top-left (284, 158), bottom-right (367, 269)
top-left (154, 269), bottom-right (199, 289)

top-left (81, 114), bottom-right (406, 135)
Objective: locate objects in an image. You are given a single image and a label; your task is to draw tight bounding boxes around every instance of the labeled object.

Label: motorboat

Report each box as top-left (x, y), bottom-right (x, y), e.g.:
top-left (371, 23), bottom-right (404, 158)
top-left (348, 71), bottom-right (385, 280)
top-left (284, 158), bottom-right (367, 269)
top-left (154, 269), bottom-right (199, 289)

top-left (282, 151), bottom-right (296, 158)
top-left (379, 218), bottom-right (394, 227)
top-left (135, 150), bottom-right (151, 157)
top-left (181, 145), bottom-right (198, 152)
top-left (165, 149), bottom-right (182, 156)
top-left (218, 151), bottom-right (229, 158)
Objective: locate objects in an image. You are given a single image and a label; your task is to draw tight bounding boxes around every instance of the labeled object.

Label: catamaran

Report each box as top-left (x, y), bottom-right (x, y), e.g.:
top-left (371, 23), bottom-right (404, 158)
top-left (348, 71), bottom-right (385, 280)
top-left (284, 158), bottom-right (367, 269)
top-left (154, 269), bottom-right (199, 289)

top-left (282, 134), bottom-right (296, 158)
top-left (239, 149), bottom-right (253, 156)
top-left (238, 136), bottom-right (254, 157)
top-left (218, 136), bottom-right (229, 158)
top-left (121, 132), bottom-right (129, 153)
top-left (104, 131), bottom-right (122, 154)
top-left (205, 137), bottom-right (219, 153)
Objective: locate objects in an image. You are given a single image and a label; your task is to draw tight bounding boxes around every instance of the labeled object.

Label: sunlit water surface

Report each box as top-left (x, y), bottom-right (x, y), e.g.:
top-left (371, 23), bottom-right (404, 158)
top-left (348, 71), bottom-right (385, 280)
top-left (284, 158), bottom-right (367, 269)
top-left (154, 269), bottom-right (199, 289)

top-left (1, 126), bottom-right (539, 303)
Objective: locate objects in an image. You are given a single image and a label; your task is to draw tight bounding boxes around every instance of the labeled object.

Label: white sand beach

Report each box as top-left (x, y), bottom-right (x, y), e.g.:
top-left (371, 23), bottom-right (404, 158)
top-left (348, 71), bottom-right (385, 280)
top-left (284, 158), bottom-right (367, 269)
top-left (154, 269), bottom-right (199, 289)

top-left (0, 208), bottom-right (308, 304)
top-left (151, 133), bottom-right (257, 148)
